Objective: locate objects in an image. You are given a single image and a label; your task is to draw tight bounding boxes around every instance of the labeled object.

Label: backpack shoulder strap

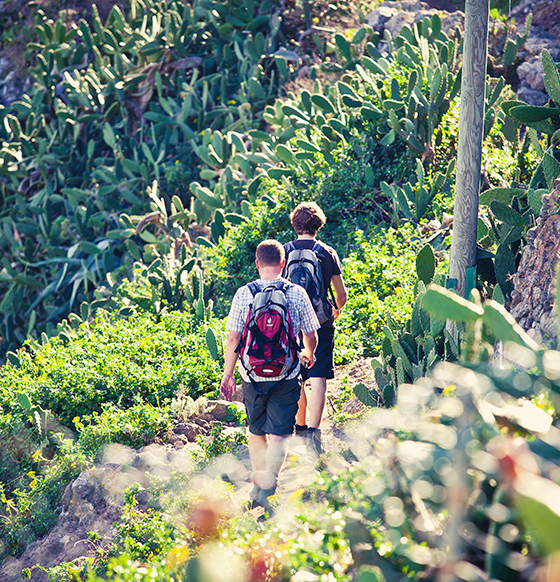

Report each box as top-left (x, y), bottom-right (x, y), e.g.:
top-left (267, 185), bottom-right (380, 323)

top-left (285, 241), bottom-right (296, 254)
top-left (311, 241), bottom-right (325, 256)
top-left (275, 280), bottom-right (293, 294)
top-left (247, 281), bottom-right (261, 297)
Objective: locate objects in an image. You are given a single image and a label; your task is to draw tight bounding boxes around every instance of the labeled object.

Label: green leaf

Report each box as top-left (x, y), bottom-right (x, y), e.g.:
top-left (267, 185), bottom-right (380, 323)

top-left (342, 95), bottom-right (362, 108)
top-left (16, 391), bottom-right (32, 410)
top-left (196, 236), bottom-right (216, 248)
top-left (503, 39), bottom-right (517, 68)
top-left (508, 105), bottom-right (560, 123)
top-left (311, 94), bottom-right (336, 114)
top-left (206, 327), bottom-right (220, 362)
top-left (361, 105), bottom-right (384, 120)
top-left (382, 99), bottom-right (405, 110)
top-left (351, 28), bottom-right (367, 45)
top-left (125, 240), bottom-right (142, 261)
top-left (79, 241), bottom-right (103, 254)
top-left (416, 245), bottom-right (436, 284)
top-left (380, 129), bottom-right (396, 146)
top-left (479, 187), bottom-right (526, 206)
top-left (334, 33), bottom-right (352, 61)
top-left (542, 49), bottom-right (560, 104)
top-left (422, 285), bottom-right (483, 322)
top-left (248, 130), bottom-right (272, 142)
top-left (490, 201), bottom-right (527, 227)
top-left (514, 474), bottom-right (560, 556)
top-left (224, 213), bottom-right (249, 225)
top-left (482, 300), bottom-right (539, 350)
top-left (192, 184), bottom-right (223, 209)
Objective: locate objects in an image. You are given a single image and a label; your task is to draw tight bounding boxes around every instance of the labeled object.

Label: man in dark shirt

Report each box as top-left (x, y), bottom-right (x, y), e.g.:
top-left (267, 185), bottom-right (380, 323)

top-left (284, 202), bottom-right (348, 456)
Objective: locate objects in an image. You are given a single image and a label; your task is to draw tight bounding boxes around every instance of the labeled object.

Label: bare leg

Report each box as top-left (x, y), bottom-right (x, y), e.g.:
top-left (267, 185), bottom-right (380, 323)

top-left (266, 434), bottom-right (290, 480)
top-left (295, 382), bottom-right (307, 426)
top-left (248, 432), bottom-right (268, 486)
top-left (307, 377), bottom-right (327, 429)
top-left (248, 432), bottom-right (289, 489)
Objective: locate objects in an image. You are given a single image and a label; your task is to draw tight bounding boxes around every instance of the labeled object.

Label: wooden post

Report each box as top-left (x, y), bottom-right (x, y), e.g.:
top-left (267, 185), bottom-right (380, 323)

top-left (448, 0), bottom-right (490, 298)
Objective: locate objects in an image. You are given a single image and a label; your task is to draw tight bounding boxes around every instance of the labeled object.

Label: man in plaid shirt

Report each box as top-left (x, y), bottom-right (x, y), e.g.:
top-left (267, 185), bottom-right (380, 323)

top-left (220, 239), bottom-right (319, 514)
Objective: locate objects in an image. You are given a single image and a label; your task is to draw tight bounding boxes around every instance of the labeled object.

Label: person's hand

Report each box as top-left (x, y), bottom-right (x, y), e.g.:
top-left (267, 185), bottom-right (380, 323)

top-left (220, 374), bottom-right (236, 401)
top-left (300, 351), bottom-right (315, 369)
top-left (332, 308), bottom-right (340, 321)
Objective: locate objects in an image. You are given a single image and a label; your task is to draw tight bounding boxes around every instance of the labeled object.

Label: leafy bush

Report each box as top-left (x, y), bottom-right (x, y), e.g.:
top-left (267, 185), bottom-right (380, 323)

top-left (76, 402), bottom-right (173, 459)
top-left (108, 497), bottom-right (177, 563)
top-left (1, 438), bottom-right (88, 559)
top-left (0, 310), bottom-right (222, 425)
top-left (335, 226), bottom-right (440, 359)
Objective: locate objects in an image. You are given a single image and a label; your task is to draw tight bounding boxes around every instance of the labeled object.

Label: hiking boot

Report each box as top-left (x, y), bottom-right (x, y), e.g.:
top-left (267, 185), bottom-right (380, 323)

top-left (246, 483), bottom-right (277, 514)
top-left (307, 428), bottom-right (323, 457)
top-left (294, 424), bottom-right (308, 438)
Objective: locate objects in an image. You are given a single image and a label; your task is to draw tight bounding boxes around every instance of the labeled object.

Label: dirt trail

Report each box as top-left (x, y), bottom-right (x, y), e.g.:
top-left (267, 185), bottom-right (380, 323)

top-left (241, 358), bottom-right (378, 517)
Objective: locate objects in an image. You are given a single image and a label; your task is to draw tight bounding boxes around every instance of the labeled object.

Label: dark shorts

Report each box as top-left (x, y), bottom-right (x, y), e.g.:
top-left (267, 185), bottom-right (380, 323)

top-left (301, 326), bottom-right (335, 381)
top-left (242, 377), bottom-right (302, 436)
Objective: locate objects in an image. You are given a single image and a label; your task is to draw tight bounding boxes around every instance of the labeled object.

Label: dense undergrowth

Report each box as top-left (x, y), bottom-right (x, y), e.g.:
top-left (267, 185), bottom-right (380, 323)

top-left (1, 0), bottom-right (560, 580)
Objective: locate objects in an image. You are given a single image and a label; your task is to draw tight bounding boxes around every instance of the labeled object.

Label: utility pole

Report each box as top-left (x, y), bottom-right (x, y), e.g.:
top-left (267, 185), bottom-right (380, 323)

top-left (448, 0), bottom-right (490, 298)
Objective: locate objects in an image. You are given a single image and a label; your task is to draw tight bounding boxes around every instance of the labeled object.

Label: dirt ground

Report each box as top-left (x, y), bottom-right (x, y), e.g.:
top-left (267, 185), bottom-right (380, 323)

top-left (240, 357), bottom-right (379, 516)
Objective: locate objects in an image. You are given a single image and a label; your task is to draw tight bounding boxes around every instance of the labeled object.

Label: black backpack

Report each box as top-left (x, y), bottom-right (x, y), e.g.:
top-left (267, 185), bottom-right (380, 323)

top-left (283, 241), bottom-right (333, 324)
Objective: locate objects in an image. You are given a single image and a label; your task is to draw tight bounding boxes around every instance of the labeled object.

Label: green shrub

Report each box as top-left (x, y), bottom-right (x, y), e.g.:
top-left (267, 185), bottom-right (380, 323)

top-left (205, 188), bottom-right (295, 312)
top-left (0, 438), bottom-right (88, 560)
top-left (0, 0), bottom-right (299, 354)
top-left (194, 422), bottom-right (248, 468)
top-left (0, 307), bottom-right (222, 562)
top-left (108, 497), bottom-right (177, 563)
top-left (336, 226), bottom-right (433, 358)
top-left (0, 414), bottom-right (40, 494)
top-left (0, 310), bottom-right (222, 425)
top-left (76, 402), bottom-right (173, 459)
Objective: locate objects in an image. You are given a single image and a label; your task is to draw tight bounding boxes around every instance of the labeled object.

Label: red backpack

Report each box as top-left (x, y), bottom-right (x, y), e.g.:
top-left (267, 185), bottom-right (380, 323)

top-left (238, 281), bottom-right (299, 382)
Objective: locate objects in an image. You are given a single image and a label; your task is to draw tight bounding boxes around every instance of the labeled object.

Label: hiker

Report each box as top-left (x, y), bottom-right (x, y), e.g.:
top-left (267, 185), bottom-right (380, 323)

top-left (220, 239), bottom-right (320, 512)
top-left (283, 202), bottom-right (348, 456)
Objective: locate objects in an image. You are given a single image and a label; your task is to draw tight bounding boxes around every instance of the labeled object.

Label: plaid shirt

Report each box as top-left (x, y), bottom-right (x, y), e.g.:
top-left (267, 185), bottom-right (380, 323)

top-left (226, 277), bottom-right (320, 381)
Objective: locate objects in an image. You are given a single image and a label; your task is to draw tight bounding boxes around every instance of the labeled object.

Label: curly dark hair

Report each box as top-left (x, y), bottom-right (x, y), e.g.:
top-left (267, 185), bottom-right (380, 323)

top-left (290, 202), bottom-right (326, 235)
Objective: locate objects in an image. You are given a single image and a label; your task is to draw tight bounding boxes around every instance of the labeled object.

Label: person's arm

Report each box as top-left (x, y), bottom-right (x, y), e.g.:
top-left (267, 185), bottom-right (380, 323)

top-left (220, 330), bottom-right (242, 400)
top-left (301, 330), bottom-right (318, 369)
top-left (331, 274), bottom-right (348, 319)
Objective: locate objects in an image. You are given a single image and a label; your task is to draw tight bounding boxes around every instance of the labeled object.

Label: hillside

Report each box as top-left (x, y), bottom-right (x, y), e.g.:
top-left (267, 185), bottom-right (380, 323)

top-left (1, 0), bottom-right (560, 581)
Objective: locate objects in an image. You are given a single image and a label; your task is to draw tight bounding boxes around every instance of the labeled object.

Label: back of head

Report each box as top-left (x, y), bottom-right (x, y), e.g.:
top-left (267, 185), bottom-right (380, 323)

top-left (290, 202), bottom-right (326, 236)
top-left (256, 239), bottom-right (285, 266)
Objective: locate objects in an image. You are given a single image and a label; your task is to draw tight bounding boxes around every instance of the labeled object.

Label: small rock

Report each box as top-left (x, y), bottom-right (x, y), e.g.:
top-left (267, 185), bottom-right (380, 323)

top-left (174, 422), bottom-right (204, 441)
top-left (516, 86), bottom-right (549, 107)
top-left (367, 6), bottom-right (398, 32)
top-left (517, 57), bottom-right (545, 91)
top-left (197, 413), bottom-right (216, 423)
top-left (173, 421), bottom-right (192, 435)
top-left (205, 400), bottom-right (229, 420)
top-left (71, 474), bottom-right (95, 500)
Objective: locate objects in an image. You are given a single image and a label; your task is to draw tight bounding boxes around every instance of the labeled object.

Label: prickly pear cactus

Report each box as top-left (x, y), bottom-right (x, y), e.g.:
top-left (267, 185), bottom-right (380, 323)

top-left (353, 382), bottom-right (379, 407)
top-left (205, 327), bottom-right (222, 363)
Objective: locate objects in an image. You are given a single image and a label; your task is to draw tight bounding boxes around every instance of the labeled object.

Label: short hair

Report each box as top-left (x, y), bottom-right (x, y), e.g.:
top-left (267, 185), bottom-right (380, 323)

top-left (290, 202), bottom-right (326, 235)
top-left (256, 240), bottom-right (285, 266)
